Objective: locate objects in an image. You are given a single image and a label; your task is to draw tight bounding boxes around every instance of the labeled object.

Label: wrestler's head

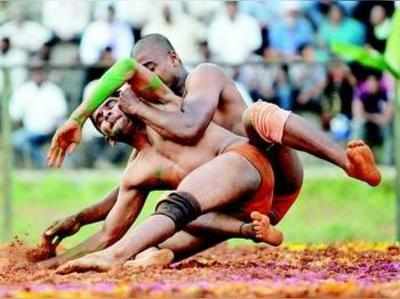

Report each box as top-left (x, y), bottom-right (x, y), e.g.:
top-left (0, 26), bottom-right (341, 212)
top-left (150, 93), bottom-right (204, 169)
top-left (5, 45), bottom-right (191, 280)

top-left (132, 34), bottom-right (184, 90)
top-left (91, 92), bottom-right (145, 145)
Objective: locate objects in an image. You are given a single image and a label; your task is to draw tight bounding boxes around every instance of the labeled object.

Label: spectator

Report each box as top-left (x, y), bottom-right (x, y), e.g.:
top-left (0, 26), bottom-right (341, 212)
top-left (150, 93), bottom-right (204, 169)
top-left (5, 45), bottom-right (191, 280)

top-left (367, 5), bottom-right (392, 52)
top-left (288, 43), bottom-right (327, 113)
top-left (208, 1), bottom-right (261, 65)
top-left (0, 37), bottom-right (28, 92)
top-left (42, 0), bottom-right (91, 44)
top-left (182, 0), bottom-right (222, 24)
top-left (114, 0), bottom-right (153, 41)
top-left (352, 1), bottom-right (395, 27)
top-left (352, 73), bottom-right (393, 155)
top-left (9, 60), bottom-right (67, 168)
top-left (239, 0), bottom-right (280, 27)
top-left (238, 0), bottom-right (282, 55)
top-left (0, 9), bottom-right (51, 53)
top-left (321, 60), bottom-right (356, 140)
top-left (306, 0), bottom-right (358, 29)
top-left (79, 3), bottom-right (134, 65)
top-left (142, 2), bottom-right (206, 64)
top-left (238, 54), bottom-right (288, 108)
top-left (268, 1), bottom-right (314, 60)
top-left (318, 3), bottom-right (365, 49)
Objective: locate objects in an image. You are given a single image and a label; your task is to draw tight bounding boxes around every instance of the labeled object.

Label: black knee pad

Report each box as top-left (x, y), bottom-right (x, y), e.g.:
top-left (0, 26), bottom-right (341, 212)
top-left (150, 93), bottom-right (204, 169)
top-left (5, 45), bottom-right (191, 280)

top-left (154, 192), bottom-right (201, 230)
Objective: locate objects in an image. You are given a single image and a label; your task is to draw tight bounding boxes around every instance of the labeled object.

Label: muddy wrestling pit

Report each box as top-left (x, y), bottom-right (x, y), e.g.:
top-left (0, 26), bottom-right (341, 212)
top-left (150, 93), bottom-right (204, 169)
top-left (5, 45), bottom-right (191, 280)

top-left (0, 240), bottom-right (400, 298)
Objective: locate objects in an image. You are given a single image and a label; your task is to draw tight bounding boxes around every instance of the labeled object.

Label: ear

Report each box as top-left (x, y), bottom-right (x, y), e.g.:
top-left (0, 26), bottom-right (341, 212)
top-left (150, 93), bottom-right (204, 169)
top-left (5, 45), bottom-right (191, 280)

top-left (169, 51), bottom-right (180, 66)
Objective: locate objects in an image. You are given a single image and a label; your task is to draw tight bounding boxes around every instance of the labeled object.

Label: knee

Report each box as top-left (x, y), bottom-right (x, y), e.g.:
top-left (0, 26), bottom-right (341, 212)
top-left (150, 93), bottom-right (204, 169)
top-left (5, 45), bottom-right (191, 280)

top-left (242, 102), bottom-right (290, 144)
top-left (154, 192), bottom-right (202, 230)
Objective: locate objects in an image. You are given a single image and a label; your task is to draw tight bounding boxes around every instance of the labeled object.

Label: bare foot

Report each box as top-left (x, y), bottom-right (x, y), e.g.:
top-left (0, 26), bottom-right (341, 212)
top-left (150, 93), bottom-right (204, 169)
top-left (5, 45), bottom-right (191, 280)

top-left (135, 247), bottom-right (159, 260)
top-left (56, 253), bottom-right (115, 274)
top-left (345, 140), bottom-right (381, 186)
top-left (124, 248), bottom-right (174, 269)
top-left (250, 212), bottom-right (283, 246)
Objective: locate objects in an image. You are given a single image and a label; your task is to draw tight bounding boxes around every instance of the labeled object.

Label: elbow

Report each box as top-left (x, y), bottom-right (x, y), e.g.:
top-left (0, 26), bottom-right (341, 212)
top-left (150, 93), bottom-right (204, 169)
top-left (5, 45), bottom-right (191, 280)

top-left (176, 123), bottom-right (205, 145)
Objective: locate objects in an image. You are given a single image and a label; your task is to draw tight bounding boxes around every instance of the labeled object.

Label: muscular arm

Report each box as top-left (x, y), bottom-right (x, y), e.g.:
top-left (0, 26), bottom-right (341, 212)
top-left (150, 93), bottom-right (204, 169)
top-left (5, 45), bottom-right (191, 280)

top-left (44, 156), bottom-right (158, 266)
top-left (53, 188), bottom-right (147, 265)
top-left (124, 64), bottom-right (225, 144)
top-left (75, 187), bottom-right (119, 225)
top-left (70, 58), bottom-right (179, 126)
top-left (47, 59), bottom-right (179, 167)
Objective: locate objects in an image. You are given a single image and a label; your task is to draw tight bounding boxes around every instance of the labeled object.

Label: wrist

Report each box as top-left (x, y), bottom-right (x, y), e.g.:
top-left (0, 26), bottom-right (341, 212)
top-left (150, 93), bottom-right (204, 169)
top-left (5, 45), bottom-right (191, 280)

top-left (70, 109), bottom-right (88, 127)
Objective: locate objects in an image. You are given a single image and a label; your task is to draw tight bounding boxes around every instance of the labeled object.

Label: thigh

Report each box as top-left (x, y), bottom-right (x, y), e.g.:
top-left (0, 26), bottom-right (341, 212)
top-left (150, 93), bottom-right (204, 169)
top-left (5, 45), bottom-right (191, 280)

top-left (177, 152), bottom-right (261, 213)
top-left (268, 145), bottom-right (303, 196)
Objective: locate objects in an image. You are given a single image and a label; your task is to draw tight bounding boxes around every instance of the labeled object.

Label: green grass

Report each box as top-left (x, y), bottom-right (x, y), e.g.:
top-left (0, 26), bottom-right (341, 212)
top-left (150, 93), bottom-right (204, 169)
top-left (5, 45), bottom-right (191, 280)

top-left (6, 167), bottom-right (396, 247)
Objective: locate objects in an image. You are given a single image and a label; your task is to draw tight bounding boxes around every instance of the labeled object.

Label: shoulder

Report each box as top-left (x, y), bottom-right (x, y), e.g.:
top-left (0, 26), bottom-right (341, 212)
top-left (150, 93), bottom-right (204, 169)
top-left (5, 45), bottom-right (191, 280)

top-left (239, 13), bottom-right (258, 26)
top-left (44, 82), bottom-right (65, 96)
top-left (14, 82), bottom-right (35, 97)
top-left (187, 63), bottom-right (227, 84)
top-left (122, 148), bottom-right (166, 188)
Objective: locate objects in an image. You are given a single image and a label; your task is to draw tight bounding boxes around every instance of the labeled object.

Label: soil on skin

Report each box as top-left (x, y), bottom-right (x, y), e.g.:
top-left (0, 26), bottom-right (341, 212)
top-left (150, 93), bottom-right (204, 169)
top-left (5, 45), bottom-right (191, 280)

top-left (0, 240), bottom-right (400, 298)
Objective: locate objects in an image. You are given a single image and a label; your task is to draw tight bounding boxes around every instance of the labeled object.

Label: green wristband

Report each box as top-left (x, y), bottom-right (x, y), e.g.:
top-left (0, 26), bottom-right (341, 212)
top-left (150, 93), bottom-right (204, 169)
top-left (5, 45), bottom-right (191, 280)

top-left (145, 74), bottom-right (163, 91)
top-left (84, 58), bottom-right (137, 113)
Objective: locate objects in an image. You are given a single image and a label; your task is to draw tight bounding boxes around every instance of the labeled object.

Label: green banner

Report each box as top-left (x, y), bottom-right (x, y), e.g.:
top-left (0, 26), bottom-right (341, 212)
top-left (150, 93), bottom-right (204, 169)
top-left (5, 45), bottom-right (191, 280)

top-left (331, 42), bottom-right (388, 71)
top-left (384, 9), bottom-right (400, 79)
top-left (331, 9), bottom-right (400, 79)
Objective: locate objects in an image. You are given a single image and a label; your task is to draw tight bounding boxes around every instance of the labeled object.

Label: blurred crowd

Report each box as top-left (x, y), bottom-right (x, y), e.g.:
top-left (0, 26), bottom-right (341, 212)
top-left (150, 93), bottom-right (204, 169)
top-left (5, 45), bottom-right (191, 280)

top-left (0, 0), bottom-right (397, 168)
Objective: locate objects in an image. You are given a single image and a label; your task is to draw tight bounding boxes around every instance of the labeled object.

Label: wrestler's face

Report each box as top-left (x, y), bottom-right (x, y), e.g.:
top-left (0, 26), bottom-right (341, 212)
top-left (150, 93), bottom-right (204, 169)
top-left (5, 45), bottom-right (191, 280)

top-left (92, 96), bottom-right (136, 141)
top-left (135, 47), bottom-right (180, 88)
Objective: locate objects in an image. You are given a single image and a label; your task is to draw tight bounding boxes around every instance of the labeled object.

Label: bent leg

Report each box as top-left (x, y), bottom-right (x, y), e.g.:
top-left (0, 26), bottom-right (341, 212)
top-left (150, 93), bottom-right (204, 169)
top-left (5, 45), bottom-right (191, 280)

top-left (266, 145), bottom-right (303, 225)
top-left (243, 102), bottom-right (381, 186)
top-left (57, 153), bottom-right (264, 273)
top-left (132, 210), bottom-right (283, 267)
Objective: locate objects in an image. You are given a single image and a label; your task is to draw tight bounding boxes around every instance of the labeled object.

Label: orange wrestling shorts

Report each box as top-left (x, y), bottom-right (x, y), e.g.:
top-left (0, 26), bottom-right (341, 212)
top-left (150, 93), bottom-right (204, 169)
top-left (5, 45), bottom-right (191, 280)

top-left (224, 143), bottom-right (275, 220)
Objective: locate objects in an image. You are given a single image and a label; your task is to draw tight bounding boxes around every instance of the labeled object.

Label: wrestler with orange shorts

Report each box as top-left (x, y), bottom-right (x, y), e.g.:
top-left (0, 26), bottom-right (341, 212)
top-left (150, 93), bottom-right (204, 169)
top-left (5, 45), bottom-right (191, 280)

top-left (44, 34), bottom-right (381, 272)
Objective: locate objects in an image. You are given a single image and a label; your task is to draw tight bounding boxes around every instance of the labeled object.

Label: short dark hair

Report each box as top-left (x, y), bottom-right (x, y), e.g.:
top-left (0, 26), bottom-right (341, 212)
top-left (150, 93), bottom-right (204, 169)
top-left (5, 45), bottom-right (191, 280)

top-left (225, 1), bottom-right (238, 7)
top-left (133, 33), bottom-right (176, 56)
top-left (329, 2), bottom-right (347, 17)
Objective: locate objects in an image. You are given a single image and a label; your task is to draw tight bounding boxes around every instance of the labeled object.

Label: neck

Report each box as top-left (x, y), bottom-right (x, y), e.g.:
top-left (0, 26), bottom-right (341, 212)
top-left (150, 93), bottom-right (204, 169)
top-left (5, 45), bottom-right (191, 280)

top-left (127, 132), bottom-right (150, 150)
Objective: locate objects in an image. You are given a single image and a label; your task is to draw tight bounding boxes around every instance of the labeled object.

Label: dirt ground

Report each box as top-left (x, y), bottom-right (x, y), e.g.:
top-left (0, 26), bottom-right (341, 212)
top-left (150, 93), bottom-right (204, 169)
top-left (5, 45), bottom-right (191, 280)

top-left (0, 240), bottom-right (400, 298)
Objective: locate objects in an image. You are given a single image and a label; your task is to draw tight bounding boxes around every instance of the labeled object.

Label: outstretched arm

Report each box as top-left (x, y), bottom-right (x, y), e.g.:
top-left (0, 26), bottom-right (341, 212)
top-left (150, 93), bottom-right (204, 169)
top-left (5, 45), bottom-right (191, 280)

top-left (40, 187), bottom-right (147, 268)
top-left (42, 187), bottom-right (120, 249)
top-left (120, 64), bottom-right (225, 144)
top-left (47, 58), bottom-right (179, 167)
top-left (40, 154), bottom-right (162, 268)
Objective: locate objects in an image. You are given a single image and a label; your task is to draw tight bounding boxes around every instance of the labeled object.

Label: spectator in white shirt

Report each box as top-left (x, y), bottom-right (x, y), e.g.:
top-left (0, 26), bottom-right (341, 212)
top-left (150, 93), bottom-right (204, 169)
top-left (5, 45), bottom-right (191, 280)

top-left (114, 0), bottom-right (153, 40)
top-left (79, 4), bottom-right (134, 65)
top-left (208, 1), bottom-right (262, 65)
top-left (142, 2), bottom-right (206, 64)
top-left (0, 37), bottom-right (28, 92)
top-left (10, 61), bottom-right (67, 167)
top-left (0, 9), bottom-right (51, 54)
top-left (182, 0), bottom-right (222, 24)
top-left (42, 0), bottom-right (91, 43)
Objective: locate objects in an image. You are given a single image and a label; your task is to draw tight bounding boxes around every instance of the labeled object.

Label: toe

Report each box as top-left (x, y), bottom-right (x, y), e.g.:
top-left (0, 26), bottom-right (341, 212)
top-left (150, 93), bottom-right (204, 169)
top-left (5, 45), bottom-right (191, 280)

top-left (250, 211), bottom-right (263, 221)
